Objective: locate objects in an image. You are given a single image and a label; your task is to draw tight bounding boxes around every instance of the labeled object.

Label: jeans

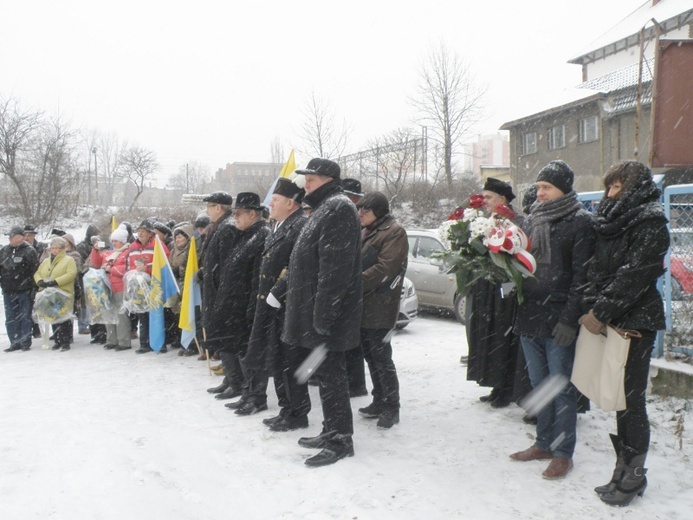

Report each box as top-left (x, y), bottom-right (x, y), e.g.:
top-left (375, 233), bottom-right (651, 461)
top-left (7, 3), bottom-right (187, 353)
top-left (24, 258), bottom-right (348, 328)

top-left (4, 291), bottom-right (33, 348)
top-left (521, 335), bottom-right (577, 459)
top-left (617, 331), bottom-right (656, 455)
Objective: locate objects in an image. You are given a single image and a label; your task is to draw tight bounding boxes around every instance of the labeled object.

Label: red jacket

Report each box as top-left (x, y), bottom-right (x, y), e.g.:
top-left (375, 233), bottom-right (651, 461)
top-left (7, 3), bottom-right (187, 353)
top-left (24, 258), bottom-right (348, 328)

top-left (119, 236), bottom-right (169, 276)
top-left (91, 246), bottom-right (128, 293)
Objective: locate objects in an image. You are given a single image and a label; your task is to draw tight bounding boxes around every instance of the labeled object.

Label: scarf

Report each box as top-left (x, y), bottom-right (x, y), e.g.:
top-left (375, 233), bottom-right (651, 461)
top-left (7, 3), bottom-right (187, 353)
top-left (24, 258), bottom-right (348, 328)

top-left (363, 214), bottom-right (391, 239)
top-left (528, 191), bottom-right (581, 264)
top-left (594, 177), bottom-right (663, 237)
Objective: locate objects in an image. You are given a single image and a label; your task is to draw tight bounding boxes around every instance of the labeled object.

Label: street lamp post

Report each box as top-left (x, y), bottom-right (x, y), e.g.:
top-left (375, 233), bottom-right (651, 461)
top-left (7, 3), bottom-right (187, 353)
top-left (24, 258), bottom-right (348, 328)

top-left (92, 147), bottom-right (99, 205)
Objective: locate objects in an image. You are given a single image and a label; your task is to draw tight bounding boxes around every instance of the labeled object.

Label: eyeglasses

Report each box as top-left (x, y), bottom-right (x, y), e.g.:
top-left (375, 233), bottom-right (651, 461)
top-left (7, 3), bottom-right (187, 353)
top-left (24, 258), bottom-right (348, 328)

top-left (232, 210), bottom-right (249, 217)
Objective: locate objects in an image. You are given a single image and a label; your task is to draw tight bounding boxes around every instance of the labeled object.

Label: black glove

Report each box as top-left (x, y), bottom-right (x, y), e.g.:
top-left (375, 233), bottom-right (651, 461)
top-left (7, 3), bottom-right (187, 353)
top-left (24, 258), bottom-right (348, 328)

top-left (45, 280), bottom-right (58, 287)
top-left (552, 322), bottom-right (577, 347)
top-left (36, 280), bottom-right (47, 288)
top-left (196, 268), bottom-right (204, 283)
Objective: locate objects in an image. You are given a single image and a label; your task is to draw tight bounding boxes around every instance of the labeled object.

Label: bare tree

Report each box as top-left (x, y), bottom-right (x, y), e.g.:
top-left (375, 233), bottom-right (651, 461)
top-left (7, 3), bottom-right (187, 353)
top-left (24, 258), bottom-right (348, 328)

top-left (0, 96), bottom-right (81, 226)
top-left (297, 91), bottom-right (349, 159)
top-left (270, 136), bottom-right (284, 164)
top-left (412, 43), bottom-right (485, 189)
top-left (120, 146), bottom-right (158, 212)
top-left (365, 127), bottom-right (421, 204)
top-left (168, 161), bottom-right (211, 193)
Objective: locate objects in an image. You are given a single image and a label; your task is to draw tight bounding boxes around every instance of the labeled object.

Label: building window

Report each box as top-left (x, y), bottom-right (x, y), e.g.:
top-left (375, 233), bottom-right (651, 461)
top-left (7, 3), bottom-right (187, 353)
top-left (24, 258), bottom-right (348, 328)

top-left (579, 116), bottom-right (599, 143)
top-left (548, 125), bottom-right (565, 150)
top-left (522, 132), bottom-right (537, 155)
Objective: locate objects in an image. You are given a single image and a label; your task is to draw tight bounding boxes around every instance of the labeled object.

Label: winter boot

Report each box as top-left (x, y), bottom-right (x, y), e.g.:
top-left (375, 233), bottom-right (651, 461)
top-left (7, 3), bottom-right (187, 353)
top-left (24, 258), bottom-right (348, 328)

top-left (594, 434), bottom-right (627, 496)
top-left (304, 434), bottom-right (354, 467)
top-left (600, 451), bottom-right (648, 507)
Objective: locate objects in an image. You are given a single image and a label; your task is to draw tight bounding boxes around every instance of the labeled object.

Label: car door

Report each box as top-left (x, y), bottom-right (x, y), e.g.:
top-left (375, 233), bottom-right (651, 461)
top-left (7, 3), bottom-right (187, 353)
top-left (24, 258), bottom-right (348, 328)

top-left (406, 234), bottom-right (456, 308)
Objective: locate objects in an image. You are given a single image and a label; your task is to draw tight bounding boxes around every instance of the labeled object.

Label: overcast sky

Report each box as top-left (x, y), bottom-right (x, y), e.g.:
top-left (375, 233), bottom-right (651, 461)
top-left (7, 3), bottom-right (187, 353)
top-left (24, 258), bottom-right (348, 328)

top-left (2, 0), bottom-right (646, 185)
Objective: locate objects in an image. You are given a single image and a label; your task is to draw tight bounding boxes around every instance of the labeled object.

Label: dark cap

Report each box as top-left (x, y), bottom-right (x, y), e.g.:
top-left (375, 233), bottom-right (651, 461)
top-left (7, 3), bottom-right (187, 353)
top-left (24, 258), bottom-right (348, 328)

top-left (483, 177), bottom-right (516, 202)
top-left (153, 222), bottom-right (172, 236)
top-left (356, 192), bottom-right (390, 219)
top-left (137, 219), bottom-right (155, 232)
top-left (295, 158), bottom-right (341, 179)
top-left (50, 228), bottom-right (66, 237)
top-left (341, 178), bottom-right (363, 197)
top-left (273, 177), bottom-right (305, 203)
top-left (23, 225), bottom-right (38, 234)
top-left (536, 160), bottom-right (574, 195)
top-left (194, 215), bottom-right (211, 228)
top-left (8, 225), bottom-right (25, 237)
top-left (202, 191), bottom-right (233, 205)
top-left (234, 192), bottom-right (263, 210)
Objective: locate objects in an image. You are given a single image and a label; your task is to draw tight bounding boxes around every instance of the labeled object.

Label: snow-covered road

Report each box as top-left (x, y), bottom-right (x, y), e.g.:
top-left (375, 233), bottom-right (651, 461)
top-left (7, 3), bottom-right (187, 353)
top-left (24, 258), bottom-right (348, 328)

top-left (0, 314), bottom-right (690, 520)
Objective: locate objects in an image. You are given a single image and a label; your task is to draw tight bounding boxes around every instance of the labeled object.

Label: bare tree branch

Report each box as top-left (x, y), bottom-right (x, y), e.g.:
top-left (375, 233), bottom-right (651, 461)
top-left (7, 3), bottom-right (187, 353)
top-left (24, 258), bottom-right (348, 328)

top-left (120, 146), bottom-right (158, 212)
top-left (297, 91), bottom-right (350, 159)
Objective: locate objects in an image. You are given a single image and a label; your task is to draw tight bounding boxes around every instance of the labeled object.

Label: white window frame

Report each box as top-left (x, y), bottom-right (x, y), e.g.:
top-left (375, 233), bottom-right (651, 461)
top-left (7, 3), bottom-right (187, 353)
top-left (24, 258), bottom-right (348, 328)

top-left (548, 125), bottom-right (565, 150)
top-left (522, 132), bottom-right (537, 155)
top-left (579, 116), bottom-right (599, 143)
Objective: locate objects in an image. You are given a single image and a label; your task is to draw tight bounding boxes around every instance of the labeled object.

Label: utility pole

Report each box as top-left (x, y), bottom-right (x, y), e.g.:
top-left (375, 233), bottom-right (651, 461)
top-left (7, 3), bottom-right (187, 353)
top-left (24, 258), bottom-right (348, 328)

top-left (186, 163), bottom-right (190, 192)
top-left (92, 147), bottom-right (99, 204)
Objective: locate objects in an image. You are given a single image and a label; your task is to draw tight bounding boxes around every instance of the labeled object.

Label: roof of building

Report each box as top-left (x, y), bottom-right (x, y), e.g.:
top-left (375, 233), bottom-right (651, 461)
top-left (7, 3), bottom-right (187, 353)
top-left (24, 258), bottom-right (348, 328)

top-left (500, 89), bottom-right (604, 129)
top-left (569, 0), bottom-right (693, 65)
top-left (579, 58), bottom-right (654, 91)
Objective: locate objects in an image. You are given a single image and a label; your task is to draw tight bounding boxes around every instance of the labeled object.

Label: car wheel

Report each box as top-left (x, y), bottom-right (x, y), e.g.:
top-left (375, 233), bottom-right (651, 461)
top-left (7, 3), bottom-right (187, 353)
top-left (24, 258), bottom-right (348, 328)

top-left (453, 294), bottom-right (466, 324)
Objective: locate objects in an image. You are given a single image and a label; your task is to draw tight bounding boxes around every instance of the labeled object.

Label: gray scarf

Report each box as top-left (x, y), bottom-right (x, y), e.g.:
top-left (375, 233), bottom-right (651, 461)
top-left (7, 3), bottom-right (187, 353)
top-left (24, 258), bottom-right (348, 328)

top-left (528, 191), bottom-right (581, 264)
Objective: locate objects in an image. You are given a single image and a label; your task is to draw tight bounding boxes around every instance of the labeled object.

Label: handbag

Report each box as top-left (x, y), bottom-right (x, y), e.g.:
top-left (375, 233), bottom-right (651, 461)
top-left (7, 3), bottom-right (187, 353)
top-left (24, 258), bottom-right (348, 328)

top-left (570, 324), bottom-right (642, 412)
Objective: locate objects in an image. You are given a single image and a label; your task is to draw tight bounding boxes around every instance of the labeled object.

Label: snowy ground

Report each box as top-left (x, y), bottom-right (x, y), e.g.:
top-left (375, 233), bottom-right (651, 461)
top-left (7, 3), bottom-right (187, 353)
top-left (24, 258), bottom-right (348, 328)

top-left (0, 311), bottom-right (690, 520)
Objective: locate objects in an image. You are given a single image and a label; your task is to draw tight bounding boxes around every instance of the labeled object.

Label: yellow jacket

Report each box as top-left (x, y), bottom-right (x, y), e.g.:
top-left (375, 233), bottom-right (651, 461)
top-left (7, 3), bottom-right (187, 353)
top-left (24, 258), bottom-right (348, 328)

top-left (34, 251), bottom-right (78, 305)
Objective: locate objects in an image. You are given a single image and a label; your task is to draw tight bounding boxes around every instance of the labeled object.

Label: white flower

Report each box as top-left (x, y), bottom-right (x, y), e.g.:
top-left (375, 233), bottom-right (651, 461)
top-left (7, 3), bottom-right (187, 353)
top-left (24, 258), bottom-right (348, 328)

top-left (437, 220), bottom-right (456, 248)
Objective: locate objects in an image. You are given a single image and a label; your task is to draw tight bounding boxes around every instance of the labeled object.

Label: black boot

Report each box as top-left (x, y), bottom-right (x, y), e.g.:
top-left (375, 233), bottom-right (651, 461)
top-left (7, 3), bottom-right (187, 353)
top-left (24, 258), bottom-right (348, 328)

top-left (600, 451), bottom-right (648, 507)
top-left (298, 429), bottom-right (333, 449)
top-left (207, 380), bottom-right (229, 394)
top-left (594, 434), bottom-right (627, 496)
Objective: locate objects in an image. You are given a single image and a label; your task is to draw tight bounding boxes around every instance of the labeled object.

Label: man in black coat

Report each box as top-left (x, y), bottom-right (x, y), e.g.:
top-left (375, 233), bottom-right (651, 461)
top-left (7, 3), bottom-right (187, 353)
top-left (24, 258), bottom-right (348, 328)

top-left (213, 193), bottom-right (271, 414)
top-left (510, 161), bottom-right (595, 480)
top-left (200, 192), bottom-right (243, 399)
top-left (241, 178), bottom-right (310, 430)
top-left (1, 226), bottom-right (40, 352)
top-left (281, 158), bottom-right (362, 467)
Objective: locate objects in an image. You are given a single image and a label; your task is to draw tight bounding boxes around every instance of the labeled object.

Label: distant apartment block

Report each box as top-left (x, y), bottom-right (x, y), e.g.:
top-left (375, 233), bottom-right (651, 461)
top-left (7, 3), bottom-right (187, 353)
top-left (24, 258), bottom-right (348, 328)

top-left (461, 133), bottom-right (510, 177)
top-left (215, 162), bottom-right (284, 195)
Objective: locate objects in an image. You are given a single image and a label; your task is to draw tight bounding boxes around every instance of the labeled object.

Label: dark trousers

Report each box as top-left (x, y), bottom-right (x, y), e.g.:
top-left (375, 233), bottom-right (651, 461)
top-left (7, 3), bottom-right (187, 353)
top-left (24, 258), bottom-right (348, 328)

top-left (240, 360), bottom-right (269, 405)
top-left (313, 349), bottom-right (353, 436)
top-left (345, 346), bottom-right (367, 394)
top-left (361, 328), bottom-right (400, 410)
top-left (52, 320), bottom-right (73, 348)
top-left (219, 351), bottom-right (244, 391)
top-left (4, 292), bottom-right (34, 348)
top-left (137, 312), bottom-right (149, 348)
top-left (273, 340), bottom-right (311, 418)
top-left (617, 331), bottom-right (656, 455)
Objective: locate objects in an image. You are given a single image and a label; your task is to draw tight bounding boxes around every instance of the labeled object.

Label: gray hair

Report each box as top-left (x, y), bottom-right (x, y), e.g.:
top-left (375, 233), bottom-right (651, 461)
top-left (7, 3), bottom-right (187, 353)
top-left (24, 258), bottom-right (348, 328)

top-left (50, 237), bottom-right (67, 249)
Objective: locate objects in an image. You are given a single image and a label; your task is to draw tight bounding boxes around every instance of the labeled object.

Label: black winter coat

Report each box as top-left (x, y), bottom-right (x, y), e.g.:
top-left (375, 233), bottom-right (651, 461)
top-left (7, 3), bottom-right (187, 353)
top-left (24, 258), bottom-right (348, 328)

top-left (243, 209), bottom-right (307, 370)
top-left (0, 242), bottom-right (39, 294)
top-left (582, 193), bottom-right (669, 332)
top-left (207, 219), bottom-right (270, 353)
top-left (281, 181), bottom-right (363, 352)
top-left (515, 209), bottom-right (595, 339)
top-left (201, 211), bottom-right (239, 336)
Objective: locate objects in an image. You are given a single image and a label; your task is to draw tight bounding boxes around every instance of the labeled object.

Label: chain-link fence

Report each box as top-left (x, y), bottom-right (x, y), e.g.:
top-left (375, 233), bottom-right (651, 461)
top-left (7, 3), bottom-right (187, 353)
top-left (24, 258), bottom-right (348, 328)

top-left (663, 185), bottom-right (693, 359)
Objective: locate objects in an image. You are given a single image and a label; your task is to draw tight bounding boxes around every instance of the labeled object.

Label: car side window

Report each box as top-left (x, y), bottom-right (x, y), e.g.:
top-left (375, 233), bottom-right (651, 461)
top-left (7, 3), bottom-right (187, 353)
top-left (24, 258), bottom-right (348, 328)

top-left (417, 237), bottom-right (443, 259)
top-left (408, 237), bottom-right (418, 257)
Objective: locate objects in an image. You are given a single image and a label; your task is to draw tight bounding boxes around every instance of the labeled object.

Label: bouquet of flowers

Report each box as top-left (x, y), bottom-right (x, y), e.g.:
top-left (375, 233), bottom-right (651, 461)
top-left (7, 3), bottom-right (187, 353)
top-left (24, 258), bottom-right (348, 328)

top-left (33, 287), bottom-right (74, 324)
top-left (439, 194), bottom-right (537, 303)
top-left (83, 268), bottom-right (119, 324)
top-left (122, 270), bottom-right (152, 314)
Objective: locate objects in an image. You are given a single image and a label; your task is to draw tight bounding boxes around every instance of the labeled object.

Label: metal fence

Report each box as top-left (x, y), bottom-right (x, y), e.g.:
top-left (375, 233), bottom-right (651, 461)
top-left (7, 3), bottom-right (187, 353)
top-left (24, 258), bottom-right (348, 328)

top-left (578, 183), bottom-right (693, 360)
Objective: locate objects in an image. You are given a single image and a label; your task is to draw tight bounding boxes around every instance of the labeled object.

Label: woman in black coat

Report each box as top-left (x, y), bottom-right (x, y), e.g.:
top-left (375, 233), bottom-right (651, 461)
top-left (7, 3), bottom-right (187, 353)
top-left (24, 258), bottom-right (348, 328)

top-left (580, 161), bottom-right (669, 507)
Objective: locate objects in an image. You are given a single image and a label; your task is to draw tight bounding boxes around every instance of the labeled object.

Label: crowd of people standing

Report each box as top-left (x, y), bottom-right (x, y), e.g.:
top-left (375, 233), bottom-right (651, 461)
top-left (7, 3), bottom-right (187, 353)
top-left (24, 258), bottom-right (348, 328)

top-left (1, 156), bottom-right (668, 504)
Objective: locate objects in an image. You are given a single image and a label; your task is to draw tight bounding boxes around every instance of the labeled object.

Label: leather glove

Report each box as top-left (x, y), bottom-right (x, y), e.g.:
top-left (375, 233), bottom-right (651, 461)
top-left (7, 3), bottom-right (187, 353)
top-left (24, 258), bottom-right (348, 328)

top-left (37, 279), bottom-right (47, 288)
top-left (45, 280), bottom-right (58, 287)
top-left (552, 322), bottom-right (577, 347)
top-left (579, 309), bottom-right (606, 335)
top-left (196, 268), bottom-right (204, 283)
top-left (267, 292), bottom-right (281, 309)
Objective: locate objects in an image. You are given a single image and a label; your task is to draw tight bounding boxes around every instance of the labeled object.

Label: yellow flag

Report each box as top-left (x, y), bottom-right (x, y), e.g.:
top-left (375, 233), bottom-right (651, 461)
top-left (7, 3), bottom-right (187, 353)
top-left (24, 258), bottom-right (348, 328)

top-left (111, 216), bottom-right (118, 233)
top-left (178, 237), bottom-right (201, 348)
top-left (278, 149), bottom-right (296, 178)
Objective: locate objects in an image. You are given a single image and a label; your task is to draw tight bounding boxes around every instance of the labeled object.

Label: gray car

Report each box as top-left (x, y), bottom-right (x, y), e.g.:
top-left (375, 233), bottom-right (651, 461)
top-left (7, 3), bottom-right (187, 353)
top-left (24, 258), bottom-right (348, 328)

top-left (405, 229), bottom-right (465, 323)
